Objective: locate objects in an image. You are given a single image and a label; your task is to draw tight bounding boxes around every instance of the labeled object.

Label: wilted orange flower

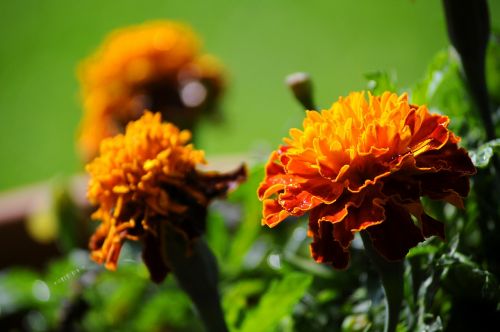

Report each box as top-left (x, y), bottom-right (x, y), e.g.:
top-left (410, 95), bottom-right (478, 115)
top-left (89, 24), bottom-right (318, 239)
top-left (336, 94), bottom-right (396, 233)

top-left (87, 112), bottom-right (245, 282)
top-left (78, 21), bottom-right (225, 160)
top-left (258, 91), bottom-right (475, 268)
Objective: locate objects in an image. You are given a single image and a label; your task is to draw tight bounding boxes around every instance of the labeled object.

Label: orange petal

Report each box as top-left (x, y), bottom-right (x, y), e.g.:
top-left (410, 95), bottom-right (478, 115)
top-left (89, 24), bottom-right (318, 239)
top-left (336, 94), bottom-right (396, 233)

top-left (257, 152), bottom-right (289, 199)
top-left (279, 177), bottom-right (344, 213)
top-left (262, 199), bottom-right (292, 227)
top-left (409, 112), bottom-right (450, 154)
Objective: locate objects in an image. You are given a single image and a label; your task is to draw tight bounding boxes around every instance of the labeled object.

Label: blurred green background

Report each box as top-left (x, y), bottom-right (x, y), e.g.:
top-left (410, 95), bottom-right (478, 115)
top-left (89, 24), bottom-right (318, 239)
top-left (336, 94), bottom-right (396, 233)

top-left (1, 0), bottom-right (499, 191)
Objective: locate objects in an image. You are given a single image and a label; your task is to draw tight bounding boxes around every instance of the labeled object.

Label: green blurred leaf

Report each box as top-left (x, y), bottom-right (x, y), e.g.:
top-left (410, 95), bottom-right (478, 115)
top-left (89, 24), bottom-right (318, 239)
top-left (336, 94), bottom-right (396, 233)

top-left (133, 288), bottom-right (197, 331)
top-left (406, 243), bottom-right (440, 259)
top-left (226, 164), bottom-right (265, 273)
top-left (486, 32), bottom-right (500, 105)
top-left (365, 71), bottom-right (397, 95)
top-left (103, 274), bottom-right (147, 325)
top-left (341, 314), bottom-right (371, 332)
top-left (81, 264), bottom-right (149, 330)
top-left (222, 279), bottom-right (266, 330)
top-left (315, 289), bottom-right (339, 304)
top-left (206, 208), bottom-right (229, 261)
top-left (239, 273), bottom-right (313, 332)
top-left (410, 50), bottom-right (481, 142)
top-left (0, 269), bottom-right (40, 314)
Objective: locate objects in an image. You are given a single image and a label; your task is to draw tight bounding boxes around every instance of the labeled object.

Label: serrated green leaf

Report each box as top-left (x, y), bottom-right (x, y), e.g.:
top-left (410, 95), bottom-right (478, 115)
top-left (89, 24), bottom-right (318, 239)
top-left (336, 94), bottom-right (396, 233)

top-left (239, 273), bottom-right (313, 332)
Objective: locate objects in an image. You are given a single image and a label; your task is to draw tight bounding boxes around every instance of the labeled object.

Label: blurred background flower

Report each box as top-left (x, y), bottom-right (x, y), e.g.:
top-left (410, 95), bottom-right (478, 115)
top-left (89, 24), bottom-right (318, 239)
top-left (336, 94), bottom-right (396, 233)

top-left (78, 21), bottom-right (224, 160)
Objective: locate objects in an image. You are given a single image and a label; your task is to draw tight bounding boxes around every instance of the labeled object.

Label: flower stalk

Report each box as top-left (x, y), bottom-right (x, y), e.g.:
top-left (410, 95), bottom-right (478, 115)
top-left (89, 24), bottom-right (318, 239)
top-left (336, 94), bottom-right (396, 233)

top-left (442, 0), bottom-right (493, 140)
top-left (360, 231), bottom-right (404, 332)
top-left (162, 223), bottom-right (228, 332)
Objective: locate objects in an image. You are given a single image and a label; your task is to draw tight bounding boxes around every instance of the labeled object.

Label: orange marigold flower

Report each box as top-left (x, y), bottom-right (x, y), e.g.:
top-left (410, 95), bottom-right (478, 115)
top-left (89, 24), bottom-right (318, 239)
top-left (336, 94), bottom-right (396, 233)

top-left (78, 21), bottom-right (225, 160)
top-left (258, 91), bottom-right (476, 268)
top-left (87, 112), bottom-right (245, 282)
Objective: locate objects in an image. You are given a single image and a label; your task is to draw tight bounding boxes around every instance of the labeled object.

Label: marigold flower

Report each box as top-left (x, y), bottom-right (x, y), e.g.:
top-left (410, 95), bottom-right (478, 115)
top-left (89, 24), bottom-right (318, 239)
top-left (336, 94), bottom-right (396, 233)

top-left (78, 21), bottom-right (225, 160)
top-left (258, 91), bottom-right (476, 268)
top-left (87, 112), bottom-right (245, 282)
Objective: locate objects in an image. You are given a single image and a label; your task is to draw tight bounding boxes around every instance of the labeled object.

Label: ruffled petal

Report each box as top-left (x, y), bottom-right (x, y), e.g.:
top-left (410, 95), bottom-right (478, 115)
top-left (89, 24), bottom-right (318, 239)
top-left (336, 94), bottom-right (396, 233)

top-left (309, 219), bottom-right (350, 269)
top-left (279, 177), bottom-right (344, 213)
top-left (333, 196), bottom-right (386, 248)
top-left (407, 108), bottom-right (450, 154)
top-left (262, 199), bottom-right (293, 227)
top-left (367, 202), bottom-right (424, 261)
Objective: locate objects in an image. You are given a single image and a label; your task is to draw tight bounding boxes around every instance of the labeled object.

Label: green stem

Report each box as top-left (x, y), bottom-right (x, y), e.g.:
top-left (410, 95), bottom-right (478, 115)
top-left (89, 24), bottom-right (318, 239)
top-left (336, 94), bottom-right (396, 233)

top-left (360, 231), bottom-right (404, 332)
top-left (442, 0), bottom-right (494, 140)
top-left (162, 223), bottom-right (228, 332)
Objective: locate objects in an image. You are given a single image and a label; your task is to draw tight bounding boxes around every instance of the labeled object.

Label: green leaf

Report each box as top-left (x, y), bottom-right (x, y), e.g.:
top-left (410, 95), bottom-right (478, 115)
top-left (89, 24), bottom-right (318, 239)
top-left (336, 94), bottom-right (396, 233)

top-left (206, 208), bottom-right (229, 262)
top-left (239, 273), bottom-right (313, 332)
top-left (364, 71), bottom-right (397, 95)
top-left (132, 288), bottom-right (197, 331)
top-left (468, 138), bottom-right (500, 168)
top-left (101, 272), bottom-right (147, 326)
top-left (406, 243), bottom-right (440, 259)
top-left (341, 314), bottom-right (371, 332)
top-left (410, 50), bottom-right (482, 142)
top-left (438, 252), bottom-right (500, 301)
top-left (0, 268), bottom-right (40, 314)
top-left (81, 264), bottom-right (149, 330)
top-left (486, 32), bottom-right (500, 105)
top-left (222, 279), bottom-right (267, 330)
